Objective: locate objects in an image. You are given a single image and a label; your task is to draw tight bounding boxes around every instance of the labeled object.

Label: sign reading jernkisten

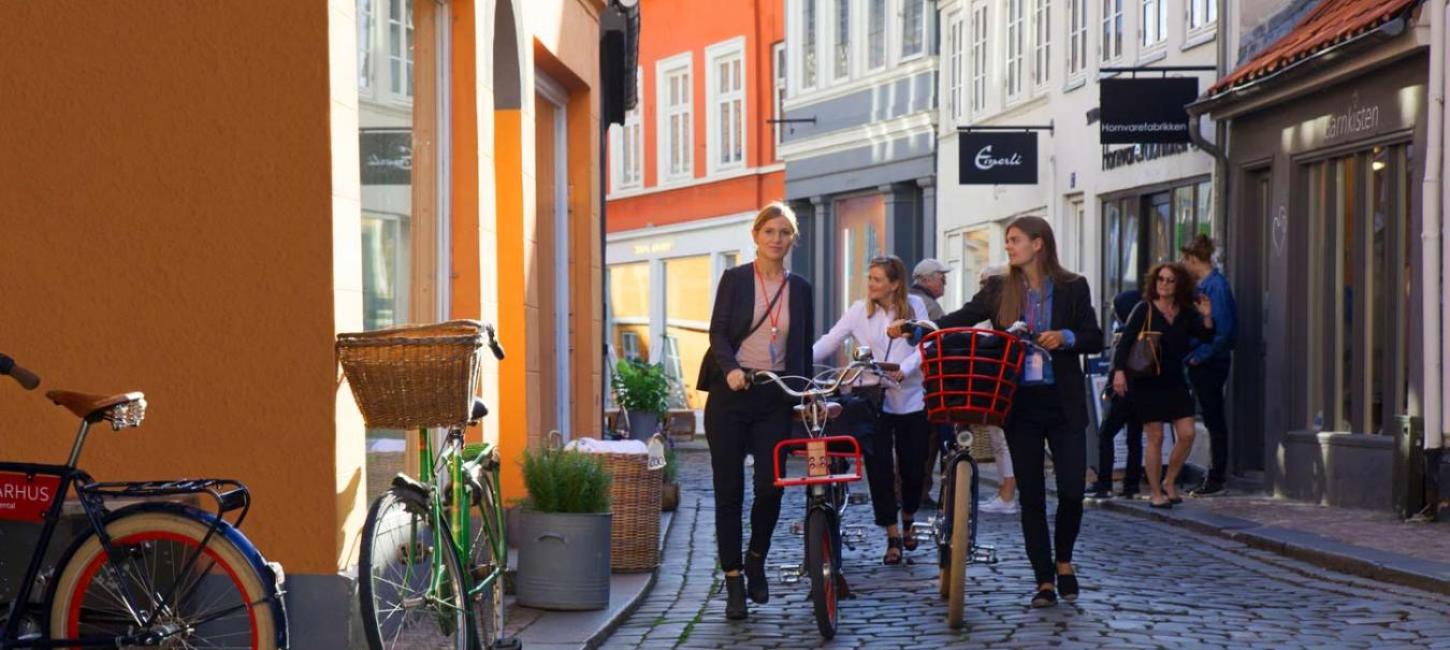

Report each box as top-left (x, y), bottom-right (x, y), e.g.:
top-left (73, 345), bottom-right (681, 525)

top-left (1099, 78), bottom-right (1198, 144)
top-left (959, 131), bottom-right (1038, 185)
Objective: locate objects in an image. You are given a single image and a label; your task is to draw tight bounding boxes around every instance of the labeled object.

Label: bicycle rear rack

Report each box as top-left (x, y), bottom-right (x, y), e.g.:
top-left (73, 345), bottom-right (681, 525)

top-left (82, 478), bottom-right (252, 527)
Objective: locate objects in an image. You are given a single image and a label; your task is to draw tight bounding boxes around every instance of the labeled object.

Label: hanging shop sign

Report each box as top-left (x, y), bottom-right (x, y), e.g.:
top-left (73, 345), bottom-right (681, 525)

top-left (959, 131), bottom-right (1038, 185)
top-left (1099, 77), bottom-right (1198, 144)
top-left (360, 129), bottom-right (413, 185)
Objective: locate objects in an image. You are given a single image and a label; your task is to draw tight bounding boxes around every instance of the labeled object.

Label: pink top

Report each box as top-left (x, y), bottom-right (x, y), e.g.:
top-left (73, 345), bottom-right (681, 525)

top-left (736, 275), bottom-right (790, 371)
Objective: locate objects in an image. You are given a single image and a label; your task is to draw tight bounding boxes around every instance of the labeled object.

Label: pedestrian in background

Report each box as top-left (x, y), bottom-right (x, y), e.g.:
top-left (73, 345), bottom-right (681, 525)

top-left (1180, 235), bottom-right (1237, 496)
top-left (910, 259), bottom-right (950, 508)
top-left (1089, 289), bottom-right (1145, 500)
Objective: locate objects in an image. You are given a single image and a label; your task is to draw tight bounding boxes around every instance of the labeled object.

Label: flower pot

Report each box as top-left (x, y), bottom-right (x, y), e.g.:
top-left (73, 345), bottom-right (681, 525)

top-left (625, 411), bottom-right (661, 441)
top-left (660, 482), bottom-right (680, 512)
top-left (516, 510), bottom-right (612, 610)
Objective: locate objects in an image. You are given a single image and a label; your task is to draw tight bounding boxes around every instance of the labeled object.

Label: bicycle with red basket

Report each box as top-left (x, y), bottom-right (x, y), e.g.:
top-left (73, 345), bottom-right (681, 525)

top-left (750, 347), bottom-right (896, 639)
top-left (901, 320), bottom-right (1041, 628)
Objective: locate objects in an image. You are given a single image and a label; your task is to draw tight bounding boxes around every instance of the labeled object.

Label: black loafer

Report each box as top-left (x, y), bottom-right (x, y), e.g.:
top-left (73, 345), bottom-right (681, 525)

top-left (1031, 587), bottom-right (1058, 608)
top-left (1057, 574), bottom-right (1079, 601)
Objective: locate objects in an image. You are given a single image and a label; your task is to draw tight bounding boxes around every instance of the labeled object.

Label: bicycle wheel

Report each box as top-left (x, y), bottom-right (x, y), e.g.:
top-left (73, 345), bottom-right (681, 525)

top-left (49, 509), bottom-right (280, 649)
top-left (805, 508), bottom-right (838, 639)
top-left (946, 459), bottom-right (973, 629)
top-left (360, 488), bottom-right (469, 650)
top-left (466, 471), bottom-right (506, 648)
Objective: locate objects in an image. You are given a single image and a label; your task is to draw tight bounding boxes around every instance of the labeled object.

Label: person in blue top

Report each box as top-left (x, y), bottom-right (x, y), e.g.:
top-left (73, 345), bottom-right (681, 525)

top-left (889, 216), bottom-right (1103, 609)
top-left (1179, 235), bottom-right (1237, 496)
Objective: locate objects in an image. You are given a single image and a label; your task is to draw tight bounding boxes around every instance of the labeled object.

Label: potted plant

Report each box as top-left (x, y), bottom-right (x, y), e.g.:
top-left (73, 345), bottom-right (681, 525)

top-left (515, 447), bottom-right (613, 610)
top-left (660, 441), bottom-right (681, 512)
top-left (612, 359), bottom-right (669, 441)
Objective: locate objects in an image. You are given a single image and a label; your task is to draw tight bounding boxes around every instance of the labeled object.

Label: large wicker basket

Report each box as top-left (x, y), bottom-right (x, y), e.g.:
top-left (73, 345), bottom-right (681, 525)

top-left (593, 448), bottom-right (662, 573)
top-left (336, 320), bottom-right (485, 429)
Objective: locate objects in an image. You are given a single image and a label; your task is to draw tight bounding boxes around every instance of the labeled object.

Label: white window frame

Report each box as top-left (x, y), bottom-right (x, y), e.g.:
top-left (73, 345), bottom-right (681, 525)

top-left (948, 10), bottom-right (966, 124)
top-left (1141, 0), bottom-right (1166, 49)
top-left (970, 3), bottom-right (989, 115)
top-left (866, 0), bottom-right (889, 71)
top-left (1067, 0), bottom-right (1088, 80)
top-left (1101, 0), bottom-right (1123, 62)
top-left (796, 0), bottom-right (821, 93)
top-left (385, 0), bottom-right (414, 102)
top-left (773, 42), bottom-right (787, 156)
top-left (832, 0), bottom-right (852, 81)
top-left (1033, 0), bottom-right (1051, 90)
top-left (1187, 0), bottom-right (1218, 33)
top-left (705, 38), bottom-right (747, 175)
top-left (656, 53), bottom-right (694, 184)
top-left (1006, 0), bottom-right (1025, 100)
top-left (358, 0), bottom-right (375, 95)
top-left (901, 0), bottom-right (928, 61)
top-left (610, 69), bottom-right (644, 193)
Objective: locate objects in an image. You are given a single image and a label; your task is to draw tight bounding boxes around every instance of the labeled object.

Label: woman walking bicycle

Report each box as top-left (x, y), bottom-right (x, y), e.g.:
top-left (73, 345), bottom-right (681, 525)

top-left (889, 216), bottom-right (1102, 608)
top-left (698, 202), bottom-right (814, 620)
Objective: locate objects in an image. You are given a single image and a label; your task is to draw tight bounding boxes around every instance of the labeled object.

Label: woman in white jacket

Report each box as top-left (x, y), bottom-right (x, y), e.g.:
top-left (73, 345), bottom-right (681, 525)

top-left (812, 255), bottom-right (930, 565)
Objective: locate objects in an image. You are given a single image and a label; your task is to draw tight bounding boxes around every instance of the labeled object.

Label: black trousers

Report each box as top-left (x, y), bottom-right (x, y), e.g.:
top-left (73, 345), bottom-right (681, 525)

top-left (704, 382), bottom-right (790, 573)
top-left (864, 411), bottom-right (930, 527)
top-left (1005, 386), bottom-right (1086, 586)
top-left (1094, 393), bottom-right (1143, 492)
top-left (921, 422), bottom-right (953, 500)
top-left (1189, 358), bottom-right (1232, 484)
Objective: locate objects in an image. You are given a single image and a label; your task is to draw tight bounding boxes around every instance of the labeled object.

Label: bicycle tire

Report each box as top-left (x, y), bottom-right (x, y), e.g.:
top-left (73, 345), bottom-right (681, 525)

top-left (360, 488), bottom-right (469, 650)
top-left (466, 470), bottom-right (506, 649)
top-left (48, 509), bottom-right (281, 649)
top-left (805, 508), bottom-right (838, 639)
top-left (947, 459), bottom-right (973, 629)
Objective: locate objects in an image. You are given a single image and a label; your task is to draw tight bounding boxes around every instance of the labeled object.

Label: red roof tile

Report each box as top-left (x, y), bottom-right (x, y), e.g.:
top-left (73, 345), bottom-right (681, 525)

top-left (1206, 0), bottom-right (1419, 96)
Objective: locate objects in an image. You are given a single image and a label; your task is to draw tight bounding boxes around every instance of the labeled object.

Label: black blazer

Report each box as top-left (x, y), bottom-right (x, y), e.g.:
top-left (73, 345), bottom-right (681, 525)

top-left (936, 274), bottom-right (1104, 431)
top-left (697, 263), bottom-right (815, 392)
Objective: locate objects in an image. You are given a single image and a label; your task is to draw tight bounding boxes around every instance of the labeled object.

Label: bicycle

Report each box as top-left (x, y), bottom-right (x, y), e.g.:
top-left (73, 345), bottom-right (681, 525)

top-left (902, 321), bottom-right (1041, 628)
top-left (750, 347), bottom-right (896, 640)
top-left (336, 322), bottom-right (517, 650)
top-left (0, 354), bottom-right (290, 649)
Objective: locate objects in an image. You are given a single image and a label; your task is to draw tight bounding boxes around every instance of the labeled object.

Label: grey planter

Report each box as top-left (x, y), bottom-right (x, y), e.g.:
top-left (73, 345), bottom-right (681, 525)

top-left (626, 411), bottom-right (660, 441)
top-left (516, 510), bottom-right (612, 610)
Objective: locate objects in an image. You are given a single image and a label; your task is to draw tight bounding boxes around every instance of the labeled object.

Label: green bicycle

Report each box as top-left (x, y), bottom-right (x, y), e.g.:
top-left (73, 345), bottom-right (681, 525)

top-left (337, 321), bottom-right (517, 650)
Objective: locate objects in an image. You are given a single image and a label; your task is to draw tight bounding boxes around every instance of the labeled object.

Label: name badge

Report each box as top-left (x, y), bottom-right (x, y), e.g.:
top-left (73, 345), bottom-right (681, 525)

top-left (1024, 352), bottom-right (1045, 383)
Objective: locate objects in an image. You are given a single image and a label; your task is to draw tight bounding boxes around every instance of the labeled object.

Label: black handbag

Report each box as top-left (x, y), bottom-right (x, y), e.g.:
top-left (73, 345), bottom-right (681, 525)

top-left (1124, 302), bottom-right (1162, 379)
top-left (697, 274), bottom-right (788, 392)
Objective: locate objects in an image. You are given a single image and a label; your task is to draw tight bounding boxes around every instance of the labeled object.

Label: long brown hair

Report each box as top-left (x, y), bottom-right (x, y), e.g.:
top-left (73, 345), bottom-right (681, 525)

top-left (995, 216), bottom-right (1078, 326)
top-left (1145, 262), bottom-right (1194, 311)
top-left (867, 255), bottom-right (911, 320)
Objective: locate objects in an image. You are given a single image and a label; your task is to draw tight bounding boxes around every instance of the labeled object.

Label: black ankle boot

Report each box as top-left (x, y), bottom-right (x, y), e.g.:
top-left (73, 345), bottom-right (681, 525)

top-left (744, 551), bottom-right (769, 604)
top-left (724, 575), bottom-right (748, 620)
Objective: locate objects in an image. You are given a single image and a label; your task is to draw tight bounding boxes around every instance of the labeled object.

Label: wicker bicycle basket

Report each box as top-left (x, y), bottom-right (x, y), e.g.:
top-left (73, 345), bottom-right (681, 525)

top-left (336, 320), bottom-right (485, 429)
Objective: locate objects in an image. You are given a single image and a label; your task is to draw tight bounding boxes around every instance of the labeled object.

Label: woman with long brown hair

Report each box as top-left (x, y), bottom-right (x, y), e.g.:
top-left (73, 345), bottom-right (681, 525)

top-left (889, 215), bottom-right (1102, 608)
top-left (1111, 263), bottom-right (1214, 509)
top-left (812, 255), bottom-right (930, 565)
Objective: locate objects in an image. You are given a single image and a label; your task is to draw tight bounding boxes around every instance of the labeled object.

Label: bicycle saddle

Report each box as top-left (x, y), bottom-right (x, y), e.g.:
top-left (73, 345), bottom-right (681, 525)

top-left (793, 401), bottom-right (843, 421)
top-left (46, 390), bottom-right (144, 420)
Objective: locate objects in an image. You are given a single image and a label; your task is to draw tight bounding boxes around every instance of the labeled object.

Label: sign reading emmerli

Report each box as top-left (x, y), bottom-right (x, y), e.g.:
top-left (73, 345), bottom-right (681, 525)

top-left (959, 131), bottom-right (1038, 185)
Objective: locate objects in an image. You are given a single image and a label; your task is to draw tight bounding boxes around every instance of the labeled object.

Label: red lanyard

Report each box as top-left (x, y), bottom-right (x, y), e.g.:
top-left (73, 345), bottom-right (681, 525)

top-left (754, 264), bottom-right (785, 340)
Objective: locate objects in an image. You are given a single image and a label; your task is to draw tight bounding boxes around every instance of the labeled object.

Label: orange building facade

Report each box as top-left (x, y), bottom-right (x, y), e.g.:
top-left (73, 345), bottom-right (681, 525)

top-left (605, 0), bottom-right (786, 412)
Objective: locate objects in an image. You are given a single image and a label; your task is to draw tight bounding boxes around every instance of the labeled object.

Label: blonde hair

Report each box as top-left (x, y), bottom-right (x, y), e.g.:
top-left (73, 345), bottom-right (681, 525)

top-left (752, 201), bottom-right (799, 241)
top-left (866, 255), bottom-right (911, 320)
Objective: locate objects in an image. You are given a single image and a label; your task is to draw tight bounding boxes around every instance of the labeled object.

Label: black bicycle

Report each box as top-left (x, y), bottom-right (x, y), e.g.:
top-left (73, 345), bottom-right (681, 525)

top-left (0, 354), bottom-right (289, 649)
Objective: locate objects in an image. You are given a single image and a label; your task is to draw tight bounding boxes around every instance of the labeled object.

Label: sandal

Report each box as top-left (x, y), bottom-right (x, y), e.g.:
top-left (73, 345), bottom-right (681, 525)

top-left (901, 519), bottom-right (919, 551)
top-left (883, 537), bottom-right (903, 565)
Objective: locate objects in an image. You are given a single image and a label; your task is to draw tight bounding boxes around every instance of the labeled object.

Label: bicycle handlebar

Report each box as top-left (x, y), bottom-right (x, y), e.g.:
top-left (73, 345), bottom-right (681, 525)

top-left (0, 354), bottom-right (41, 390)
top-left (752, 359), bottom-right (897, 399)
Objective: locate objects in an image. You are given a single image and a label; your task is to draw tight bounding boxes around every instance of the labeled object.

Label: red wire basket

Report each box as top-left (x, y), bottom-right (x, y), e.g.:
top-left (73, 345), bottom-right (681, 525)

top-left (917, 327), bottom-right (1027, 426)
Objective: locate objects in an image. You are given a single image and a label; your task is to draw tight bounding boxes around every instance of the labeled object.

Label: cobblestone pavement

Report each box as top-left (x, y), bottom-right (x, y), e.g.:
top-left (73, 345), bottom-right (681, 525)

top-left (600, 447), bottom-right (1450, 649)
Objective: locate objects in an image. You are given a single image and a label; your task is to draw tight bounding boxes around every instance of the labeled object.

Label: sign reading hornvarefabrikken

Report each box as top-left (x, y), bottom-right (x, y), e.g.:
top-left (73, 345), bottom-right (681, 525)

top-left (959, 131), bottom-right (1038, 185)
top-left (1099, 78), bottom-right (1198, 144)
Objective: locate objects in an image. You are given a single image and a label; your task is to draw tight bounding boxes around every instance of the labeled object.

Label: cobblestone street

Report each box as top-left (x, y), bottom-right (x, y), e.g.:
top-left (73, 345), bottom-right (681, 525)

top-left (600, 446), bottom-right (1450, 649)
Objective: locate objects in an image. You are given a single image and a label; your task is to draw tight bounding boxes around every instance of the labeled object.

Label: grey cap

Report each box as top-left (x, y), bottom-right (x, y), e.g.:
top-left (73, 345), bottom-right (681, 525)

top-left (912, 258), bottom-right (950, 279)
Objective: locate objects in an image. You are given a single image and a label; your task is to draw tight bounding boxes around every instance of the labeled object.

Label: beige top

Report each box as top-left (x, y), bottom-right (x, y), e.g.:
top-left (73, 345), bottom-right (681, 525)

top-left (736, 275), bottom-right (790, 371)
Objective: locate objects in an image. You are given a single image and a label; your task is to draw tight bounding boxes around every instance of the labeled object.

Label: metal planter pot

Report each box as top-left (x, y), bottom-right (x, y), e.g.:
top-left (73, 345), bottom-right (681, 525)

top-left (625, 411), bottom-right (660, 441)
top-left (516, 510), bottom-right (612, 610)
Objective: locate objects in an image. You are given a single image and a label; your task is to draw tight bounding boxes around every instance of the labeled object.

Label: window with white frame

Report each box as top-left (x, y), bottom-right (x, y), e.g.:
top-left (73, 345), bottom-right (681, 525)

top-left (867, 0), bottom-right (887, 70)
top-left (773, 42), bottom-right (786, 155)
top-left (902, 0), bottom-right (927, 59)
top-left (1006, 0), bottom-right (1025, 99)
top-left (1068, 0), bottom-right (1087, 78)
top-left (1033, 0), bottom-right (1051, 88)
top-left (834, 0), bottom-right (851, 80)
top-left (1141, 0), bottom-right (1166, 48)
top-left (1189, 0), bottom-right (1218, 30)
top-left (1101, 0), bottom-right (1123, 61)
top-left (657, 55), bottom-right (693, 182)
top-left (802, 0), bottom-right (819, 89)
top-left (610, 71), bottom-right (643, 192)
top-left (387, 0), bottom-right (413, 98)
top-left (358, 0), bottom-right (373, 91)
top-left (948, 11), bottom-right (965, 123)
top-left (971, 4), bottom-right (989, 113)
top-left (707, 41), bottom-right (746, 173)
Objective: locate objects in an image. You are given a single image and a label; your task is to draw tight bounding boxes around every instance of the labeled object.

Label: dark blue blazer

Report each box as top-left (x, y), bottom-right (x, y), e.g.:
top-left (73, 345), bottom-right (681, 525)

top-left (697, 263), bottom-right (814, 392)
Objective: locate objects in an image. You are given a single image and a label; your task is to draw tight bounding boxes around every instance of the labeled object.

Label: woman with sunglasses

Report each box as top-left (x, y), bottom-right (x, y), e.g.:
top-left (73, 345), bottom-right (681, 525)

top-left (1111, 263), bottom-right (1214, 509)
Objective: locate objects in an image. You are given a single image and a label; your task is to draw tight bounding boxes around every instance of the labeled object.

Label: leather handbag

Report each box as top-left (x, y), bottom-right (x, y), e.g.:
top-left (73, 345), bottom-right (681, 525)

top-left (1124, 302), bottom-right (1162, 379)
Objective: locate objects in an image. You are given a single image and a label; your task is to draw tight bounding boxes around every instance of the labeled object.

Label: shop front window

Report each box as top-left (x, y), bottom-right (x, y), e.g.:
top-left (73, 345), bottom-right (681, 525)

top-left (960, 226), bottom-right (994, 301)
top-left (608, 261), bottom-right (652, 363)
top-left (664, 255), bottom-right (712, 409)
top-left (834, 194), bottom-right (887, 315)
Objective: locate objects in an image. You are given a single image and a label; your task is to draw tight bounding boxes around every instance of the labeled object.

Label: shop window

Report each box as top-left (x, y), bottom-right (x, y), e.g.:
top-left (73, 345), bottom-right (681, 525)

top-left (960, 226), bottom-right (994, 302)
top-left (609, 262), bottom-right (652, 363)
top-left (664, 255), bottom-right (712, 409)
top-left (834, 194), bottom-right (887, 315)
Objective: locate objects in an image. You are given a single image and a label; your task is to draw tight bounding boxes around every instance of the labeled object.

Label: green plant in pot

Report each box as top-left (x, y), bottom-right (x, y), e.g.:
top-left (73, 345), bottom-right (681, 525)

top-left (515, 447), bottom-right (613, 611)
top-left (613, 359), bottom-right (670, 441)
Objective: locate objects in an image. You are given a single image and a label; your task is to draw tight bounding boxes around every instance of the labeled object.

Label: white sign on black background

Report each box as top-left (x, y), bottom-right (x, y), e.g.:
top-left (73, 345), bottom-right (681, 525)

top-left (1099, 77), bottom-right (1198, 144)
top-left (958, 131), bottom-right (1038, 185)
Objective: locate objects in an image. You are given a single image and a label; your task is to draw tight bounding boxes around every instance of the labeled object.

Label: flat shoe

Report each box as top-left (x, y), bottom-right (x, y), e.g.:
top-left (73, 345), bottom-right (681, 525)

top-left (1031, 587), bottom-right (1058, 608)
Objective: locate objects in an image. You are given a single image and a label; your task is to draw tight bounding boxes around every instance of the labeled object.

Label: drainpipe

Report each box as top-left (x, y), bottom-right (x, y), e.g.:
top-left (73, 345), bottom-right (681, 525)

top-left (1427, 0), bottom-right (1445, 452)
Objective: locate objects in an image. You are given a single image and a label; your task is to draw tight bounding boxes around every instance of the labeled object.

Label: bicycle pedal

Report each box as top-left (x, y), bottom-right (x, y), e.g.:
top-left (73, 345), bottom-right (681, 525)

top-left (789, 520), bottom-right (805, 536)
top-left (973, 546), bottom-right (999, 564)
top-left (491, 637), bottom-right (523, 650)
top-left (776, 563), bottom-right (803, 584)
top-left (910, 522), bottom-right (935, 543)
top-left (842, 525), bottom-right (868, 544)
top-left (847, 492), bottom-right (869, 506)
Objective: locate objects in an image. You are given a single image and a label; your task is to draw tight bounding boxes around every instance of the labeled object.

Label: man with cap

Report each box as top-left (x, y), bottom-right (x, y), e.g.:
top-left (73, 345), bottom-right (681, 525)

top-left (910, 259), bottom-right (949, 506)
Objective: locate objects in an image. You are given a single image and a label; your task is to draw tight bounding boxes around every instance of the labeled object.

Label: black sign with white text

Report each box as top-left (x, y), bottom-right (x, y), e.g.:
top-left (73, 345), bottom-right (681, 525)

top-left (958, 131), bottom-right (1038, 185)
top-left (1099, 77), bottom-right (1198, 144)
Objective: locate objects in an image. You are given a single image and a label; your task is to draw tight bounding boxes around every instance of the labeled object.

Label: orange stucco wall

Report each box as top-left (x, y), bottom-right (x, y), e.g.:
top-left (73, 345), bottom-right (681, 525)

top-left (0, 1), bottom-right (358, 576)
top-left (605, 0), bottom-right (786, 233)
